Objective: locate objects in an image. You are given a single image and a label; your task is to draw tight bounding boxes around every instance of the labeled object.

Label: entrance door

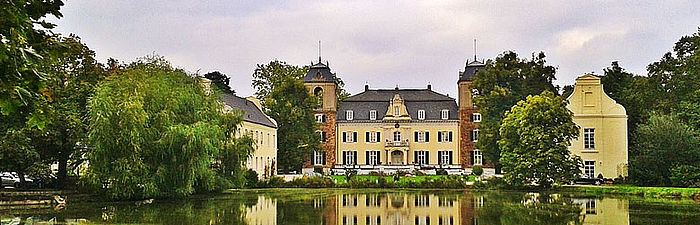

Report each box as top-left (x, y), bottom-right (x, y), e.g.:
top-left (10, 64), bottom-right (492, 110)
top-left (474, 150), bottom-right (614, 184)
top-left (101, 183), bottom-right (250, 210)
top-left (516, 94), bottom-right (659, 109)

top-left (391, 151), bottom-right (403, 165)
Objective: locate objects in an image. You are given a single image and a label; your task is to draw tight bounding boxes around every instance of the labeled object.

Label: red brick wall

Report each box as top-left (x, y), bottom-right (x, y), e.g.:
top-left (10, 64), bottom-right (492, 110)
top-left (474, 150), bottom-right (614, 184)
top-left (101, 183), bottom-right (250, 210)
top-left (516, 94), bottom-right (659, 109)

top-left (459, 109), bottom-right (478, 168)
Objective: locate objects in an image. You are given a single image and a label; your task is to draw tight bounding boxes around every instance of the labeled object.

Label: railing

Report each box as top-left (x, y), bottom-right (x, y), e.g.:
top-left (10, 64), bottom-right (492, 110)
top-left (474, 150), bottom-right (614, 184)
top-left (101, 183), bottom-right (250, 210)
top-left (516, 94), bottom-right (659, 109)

top-left (385, 139), bottom-right (409, 147)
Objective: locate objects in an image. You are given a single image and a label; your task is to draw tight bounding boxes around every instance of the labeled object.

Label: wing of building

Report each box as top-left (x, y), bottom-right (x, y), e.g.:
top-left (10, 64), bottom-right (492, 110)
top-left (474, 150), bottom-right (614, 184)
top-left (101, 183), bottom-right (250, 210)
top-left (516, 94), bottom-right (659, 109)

top-left (220, 93), bottom-right (278, 179)
top-left (567, 75), bottom-right (628, 179)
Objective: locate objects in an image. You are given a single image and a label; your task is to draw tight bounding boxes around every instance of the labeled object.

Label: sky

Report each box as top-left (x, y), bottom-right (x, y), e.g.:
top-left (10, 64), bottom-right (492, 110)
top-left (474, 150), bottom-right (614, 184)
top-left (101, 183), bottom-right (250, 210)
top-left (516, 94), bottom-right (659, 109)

top-left (51, 0), bottom-right (700, 98)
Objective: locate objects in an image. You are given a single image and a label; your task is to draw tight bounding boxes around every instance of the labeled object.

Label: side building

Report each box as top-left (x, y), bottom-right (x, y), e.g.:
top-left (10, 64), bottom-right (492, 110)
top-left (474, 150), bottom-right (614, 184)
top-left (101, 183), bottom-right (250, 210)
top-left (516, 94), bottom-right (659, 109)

top-left (221, 93), bottom-right (279, 179)
top-left (567, 74), bottom-right (628, 179)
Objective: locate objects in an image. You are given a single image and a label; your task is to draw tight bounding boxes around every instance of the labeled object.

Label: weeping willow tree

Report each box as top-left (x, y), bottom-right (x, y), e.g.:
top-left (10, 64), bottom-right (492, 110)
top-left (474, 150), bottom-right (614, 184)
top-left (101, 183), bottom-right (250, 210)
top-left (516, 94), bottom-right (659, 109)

top-left (84, 56), bottom-right (253, 200)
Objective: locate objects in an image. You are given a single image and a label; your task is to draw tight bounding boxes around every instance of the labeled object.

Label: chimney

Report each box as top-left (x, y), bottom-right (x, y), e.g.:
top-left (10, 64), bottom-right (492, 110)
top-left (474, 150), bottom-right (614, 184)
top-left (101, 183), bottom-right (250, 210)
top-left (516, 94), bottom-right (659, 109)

top-left (364, 82), bottom-right (369, 91)
top-left (427, 83), bottom-right (432, 90)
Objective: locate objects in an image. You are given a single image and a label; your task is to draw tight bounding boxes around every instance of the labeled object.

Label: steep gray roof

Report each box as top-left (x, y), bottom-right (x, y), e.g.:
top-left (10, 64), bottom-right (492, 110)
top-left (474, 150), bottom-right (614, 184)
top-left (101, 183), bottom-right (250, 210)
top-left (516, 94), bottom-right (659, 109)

top-left (303, 61), bottom-right (336, 83)
top-left (338, 88), bottom-right (459, 121)
top-left (459, 60), bottom-right (486, 82)
top-left (221, 93), bottom-right (277, 128)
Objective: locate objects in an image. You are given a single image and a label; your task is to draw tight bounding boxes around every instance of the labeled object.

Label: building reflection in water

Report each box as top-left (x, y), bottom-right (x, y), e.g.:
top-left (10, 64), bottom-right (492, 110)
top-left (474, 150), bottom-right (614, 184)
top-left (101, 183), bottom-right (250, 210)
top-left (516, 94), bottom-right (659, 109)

top-left (237, 191), bottom-right (630, 225)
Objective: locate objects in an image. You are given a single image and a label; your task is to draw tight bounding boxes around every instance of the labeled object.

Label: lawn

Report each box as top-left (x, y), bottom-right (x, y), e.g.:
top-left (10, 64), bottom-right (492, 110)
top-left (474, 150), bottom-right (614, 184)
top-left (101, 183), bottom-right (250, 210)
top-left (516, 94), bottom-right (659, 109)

top-left (562, 185), bottom-right (700, 199)
top-left (330, 175), bottom-right (478, 184)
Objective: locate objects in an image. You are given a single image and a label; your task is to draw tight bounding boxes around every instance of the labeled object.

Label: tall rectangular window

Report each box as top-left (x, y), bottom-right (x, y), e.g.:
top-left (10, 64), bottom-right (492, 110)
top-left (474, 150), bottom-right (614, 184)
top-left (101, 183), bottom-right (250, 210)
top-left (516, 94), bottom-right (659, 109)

top-left (318, 131), bottom-right (326, 143)
top-left (441, 109), bottom-right (449, 120)
top-left (471, 113), bottom-right (481, 122)
top-left (473, 150), bottom-right (482, 165)
top-left (438, 131), bottom-right (453, 143)
top-left (343, 132), bottom-right (357, 143)
top-left (415, 151), bottom-right (429, 165)
top-left (471, 129), bottom-right (479, 142)
top-left (343, 151), bottom-right (357, 165)
top-left (367, 151), bottom-right (379, 165)
top-left (393, 131), bottom-right (401, 142)
top-left (315, 114), bottom-right (325, 123)
top-left (369, 110), bottom-right (377, 120)
top-left (438, 151), bottom-right (453, 165)
top-left (418, 110), bottom-right (425, 120)
top-left (313, 151), bottom-right (325, 165)
top-left (394, 106), bottom-right (400, 116)
top-left (346, 110), bottom-right (354, 120)
top-left (417, 131), bottom-right (425, 142)
top-left (584, 161), bottom-right (595, 178)
top-left (584, 128), bottom-right (595, 149)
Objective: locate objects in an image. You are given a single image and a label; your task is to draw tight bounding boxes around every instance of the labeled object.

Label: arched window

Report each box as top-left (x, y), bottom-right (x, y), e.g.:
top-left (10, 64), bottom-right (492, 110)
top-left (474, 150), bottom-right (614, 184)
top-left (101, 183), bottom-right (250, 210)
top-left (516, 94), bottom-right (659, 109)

top-left (313, 87), bottom-right (324, 108)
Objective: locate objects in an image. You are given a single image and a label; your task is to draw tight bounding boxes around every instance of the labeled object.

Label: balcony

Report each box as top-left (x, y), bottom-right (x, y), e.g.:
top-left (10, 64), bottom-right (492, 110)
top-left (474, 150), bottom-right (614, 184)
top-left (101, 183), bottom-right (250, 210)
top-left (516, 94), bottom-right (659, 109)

top-left (385, 140), bottom-right (409, 147)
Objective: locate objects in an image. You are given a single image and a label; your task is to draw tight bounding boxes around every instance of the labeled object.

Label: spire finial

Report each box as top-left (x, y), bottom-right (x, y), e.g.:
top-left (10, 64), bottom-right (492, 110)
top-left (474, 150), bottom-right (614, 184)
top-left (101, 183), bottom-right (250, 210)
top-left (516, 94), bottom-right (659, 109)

top-left (473, 38), bottom-right (478, 62)
top-left (318, 40), bottom-right (322, 63)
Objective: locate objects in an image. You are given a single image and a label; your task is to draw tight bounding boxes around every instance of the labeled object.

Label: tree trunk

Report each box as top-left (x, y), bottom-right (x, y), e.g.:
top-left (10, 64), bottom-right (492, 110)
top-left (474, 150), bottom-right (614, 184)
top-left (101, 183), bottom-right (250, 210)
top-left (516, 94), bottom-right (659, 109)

top-left (57, 156), bottom-right (68, 189)
top-left (18, 172), bottom-right (26, 189)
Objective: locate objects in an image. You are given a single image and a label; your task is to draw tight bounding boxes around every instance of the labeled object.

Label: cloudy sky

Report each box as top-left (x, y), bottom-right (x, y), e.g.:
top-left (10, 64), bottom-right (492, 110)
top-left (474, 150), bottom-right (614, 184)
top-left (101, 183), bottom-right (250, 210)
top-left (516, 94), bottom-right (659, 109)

top-left (52, 0), bottom-right (699, 97)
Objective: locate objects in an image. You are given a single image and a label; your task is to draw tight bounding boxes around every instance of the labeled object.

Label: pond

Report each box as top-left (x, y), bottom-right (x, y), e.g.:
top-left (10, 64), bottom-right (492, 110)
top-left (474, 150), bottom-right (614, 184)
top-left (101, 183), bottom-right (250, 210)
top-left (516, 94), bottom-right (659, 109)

top-left (1, 189), bottom-right (699, 224)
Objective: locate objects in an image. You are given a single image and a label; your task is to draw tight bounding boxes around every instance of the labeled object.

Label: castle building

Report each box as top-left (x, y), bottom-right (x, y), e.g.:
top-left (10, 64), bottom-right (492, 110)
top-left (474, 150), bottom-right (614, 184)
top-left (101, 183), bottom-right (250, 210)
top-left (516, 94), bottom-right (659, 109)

top-left (567, 75), bottom-right (628, 179)
top-left (302, 58), bottom-right (628, 178)
top-left (303, 58), bottom-right (487, 175)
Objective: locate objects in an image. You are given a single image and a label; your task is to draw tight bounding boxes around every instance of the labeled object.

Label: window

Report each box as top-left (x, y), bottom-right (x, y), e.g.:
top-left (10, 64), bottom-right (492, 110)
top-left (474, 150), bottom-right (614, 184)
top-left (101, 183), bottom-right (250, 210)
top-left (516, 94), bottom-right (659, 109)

top-left (415, 131), bottom-right (425, 143)
top-left (471, 129), bottom-right (479, 142)
top-left (584, 128), bottom-right (595, 149)
top-left (393, 131), bottom-right (401, 142)
top-left (473, 150), bottom-right (482, 165)
top-left (415, 195), bottom-right (430, 207)
top-left (394, 106), bottom-right (400, 116)
top-left (315, 114), bottom-right (325, 123)
top-left (318, 131), bottom-right (327, 143)
top-left (346, 110), bottom-right (354, 120)
top-left (441, 109), bottom-right (449, 120)
top-left (313, 151), bottom-right (325, 165)
top-left (438, 151), bottom-right (453, 165)
top-left (438, 131), bottom-right (453, 143)
top-left (343, 151), bottom-right (357, 165)
top-left (366, 131), bottom-right (380, 143)
top-left (584, 161), bottom-right (595, 178)
top-left (367, 151), bottom-right (380, 165)
top-left (369, 110), bottom-right (377, 120)
top-left (471, 113), bottom-right (481, 122)
top-left (415, 151), bottom-right (429, 165)
top-left (585, 200), bottom-right (597, 215)
top-left (418, 110), bottom-right (425, 120)
top-left (342, 132), bottom-right (357, 143)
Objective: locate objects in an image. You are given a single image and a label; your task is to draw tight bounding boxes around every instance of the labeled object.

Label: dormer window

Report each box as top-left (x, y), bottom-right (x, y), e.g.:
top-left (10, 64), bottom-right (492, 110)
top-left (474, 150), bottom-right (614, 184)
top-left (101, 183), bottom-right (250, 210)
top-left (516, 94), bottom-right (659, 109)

top-left (346, 110), bottom-right (354, 120)
top-left (441, 110), bottom-right (449, 120)
top-left (418, 110), bottom-right (425, 120)
top-left (394, 106), bottom-right (400, 116)
top-left (369, 110), bottom-right (377, 120)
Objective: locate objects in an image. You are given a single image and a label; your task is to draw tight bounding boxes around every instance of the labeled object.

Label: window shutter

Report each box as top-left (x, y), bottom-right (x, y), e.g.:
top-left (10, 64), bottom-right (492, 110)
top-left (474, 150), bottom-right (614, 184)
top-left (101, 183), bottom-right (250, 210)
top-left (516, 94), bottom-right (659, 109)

top-left (322, 151), bottom-right (326, 165)
top-left (342, 152), bottom-right (347, 165)
top-left (437, 132), bottom-right (442, 143)
top-left (353, 152), bottom-right (358, 165)
top-left (425, 132), bottom-right (429, 143)
top-left (366, 151), bottom-right (370, 165)
top-left (449, 131), bottom-right (453, 142)
top-left (377, 151), bottom-right (381, 165)
top-left (342, 132), bottom-right (347, 143)
top-left (377, 132), bottom-right (381, 142)
top-left (414, 151), bottom-right (418, 164)
top-left (414, 132), bottom-right (419, 142)
top-left (426, 152), bottom-right (430, 165)
top-left (469, 151), bottom-right (473, 165)
top-left (353, 132), bottom-right (358, 143)
top-left (438, 151), bottom-right (443, 165)
top-left (449, 151), bottom-right (453, 165)
top-left (366, 132), bottom-right (370, 143)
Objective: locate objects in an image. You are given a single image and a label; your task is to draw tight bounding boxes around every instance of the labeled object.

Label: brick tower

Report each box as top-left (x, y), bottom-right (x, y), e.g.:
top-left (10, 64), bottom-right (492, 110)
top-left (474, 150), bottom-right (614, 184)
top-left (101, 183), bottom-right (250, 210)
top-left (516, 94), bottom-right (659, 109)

top-left (303, 57), bottom-right (338, 171)
top-left (458, 58), bottom-right (485, 169)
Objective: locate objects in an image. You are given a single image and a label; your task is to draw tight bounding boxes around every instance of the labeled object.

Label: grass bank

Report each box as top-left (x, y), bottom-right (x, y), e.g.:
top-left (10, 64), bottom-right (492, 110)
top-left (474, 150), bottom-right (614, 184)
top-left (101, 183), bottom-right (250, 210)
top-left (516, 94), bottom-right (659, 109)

top-left (560, 185), bottom-right (700, 199)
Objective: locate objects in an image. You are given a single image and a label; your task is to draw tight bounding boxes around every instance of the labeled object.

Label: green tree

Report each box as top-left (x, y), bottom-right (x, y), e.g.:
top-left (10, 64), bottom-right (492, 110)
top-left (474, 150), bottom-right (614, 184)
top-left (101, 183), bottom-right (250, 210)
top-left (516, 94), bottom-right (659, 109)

top-left (32, 35), bottom-right (107, 188)
top-left (0, 0), bottom-right (64, 129)
top-left (629, 113), bottom-right (700, 186)
top-left (85, 56), bottom-right (251, 199)
top-left (204, 71), bottom-right (233, 94)
top-left (251, 60), bottom-right (320, 173)
top-left (472, 51), bottom-right (558, 173)
top-left (0, 128), bottom-right (47, 188)
top-left (498, 91), bottom-right (582, 187)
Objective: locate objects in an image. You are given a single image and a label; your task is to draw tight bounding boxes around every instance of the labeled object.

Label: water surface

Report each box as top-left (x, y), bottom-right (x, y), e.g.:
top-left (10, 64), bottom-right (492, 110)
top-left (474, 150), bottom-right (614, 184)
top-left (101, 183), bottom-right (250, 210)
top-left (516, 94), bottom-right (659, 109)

top-left (1, 189), bottom-right (699, 224)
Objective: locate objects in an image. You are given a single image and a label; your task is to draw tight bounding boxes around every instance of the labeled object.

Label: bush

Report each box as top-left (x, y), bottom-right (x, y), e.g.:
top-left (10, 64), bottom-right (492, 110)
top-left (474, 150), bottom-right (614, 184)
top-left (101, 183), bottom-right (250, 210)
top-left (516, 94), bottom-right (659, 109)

top-left (436, 169), bottom-right (448, 175)
top-left (472, 166), bottom-right (484, 176)
top-left (257, 176), bottom-right (285, 188)
top-left (288, 176), bottom-right (335, 188)
top-left (473, 177), bottom-right (509, 190)
top-left (412, 170), bottom-right (426, 176)
top-left (244, 169), bottom-right (259, 187)
top-left (313, 166), bottom-right (323, 174)
top-left (368, 171), bottom-right (383, 176)
top-left (345, 169), bottom-right (358, 181)
top-left (670, 165), bottom-right (700, 187)
top-left (396, 170), bottom-right (409, 176)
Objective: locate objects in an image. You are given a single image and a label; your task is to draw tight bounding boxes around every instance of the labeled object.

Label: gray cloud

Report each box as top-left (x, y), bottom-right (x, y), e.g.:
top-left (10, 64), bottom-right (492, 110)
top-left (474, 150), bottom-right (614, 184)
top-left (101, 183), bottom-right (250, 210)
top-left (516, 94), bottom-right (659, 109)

top-left (52, 0), bottom-right (700, 97)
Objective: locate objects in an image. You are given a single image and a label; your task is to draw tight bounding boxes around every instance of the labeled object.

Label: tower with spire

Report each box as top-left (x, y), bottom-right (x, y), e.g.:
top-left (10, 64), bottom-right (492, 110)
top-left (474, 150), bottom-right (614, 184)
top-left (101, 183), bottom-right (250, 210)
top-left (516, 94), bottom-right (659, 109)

top-left (303, 49), bottom-right (339, 170)
top-left (457, 44), bottom-right (486, 169)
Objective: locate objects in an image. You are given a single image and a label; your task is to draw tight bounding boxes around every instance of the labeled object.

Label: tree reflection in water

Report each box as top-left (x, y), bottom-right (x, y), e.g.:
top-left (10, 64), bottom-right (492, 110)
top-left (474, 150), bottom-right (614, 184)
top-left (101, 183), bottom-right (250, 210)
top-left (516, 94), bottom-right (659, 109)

top-left (2, 189), bottom-right (699, 224)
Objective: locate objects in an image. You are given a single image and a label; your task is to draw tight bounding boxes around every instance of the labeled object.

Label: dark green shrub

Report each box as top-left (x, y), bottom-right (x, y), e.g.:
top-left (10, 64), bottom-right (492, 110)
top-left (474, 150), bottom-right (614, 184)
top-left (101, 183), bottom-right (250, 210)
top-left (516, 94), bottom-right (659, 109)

top-left (243, 169), bottom-right (259, 187)
top-left (670, 165), bottom-right (700, 187)
top-left (313, 166), bottom-right (323, 174)
top-left (412, 170), bottom-right (426, 176)
top-left (288, 176), bottom-right (334, 188)
top-left (345, 169), bottom-right (358, 181)
top-left (472, 166), bottom-right (483, 176)
top-left (436, 169), bottom-right (448, 175)
top-left (473, 177), bottom-right (509, 189)
top-left (377, 176), bottom-right (389, 187)
top-left (368, 171), bottom-right (382, 176)
top-left (258, 176), bottom-right (285, 188)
